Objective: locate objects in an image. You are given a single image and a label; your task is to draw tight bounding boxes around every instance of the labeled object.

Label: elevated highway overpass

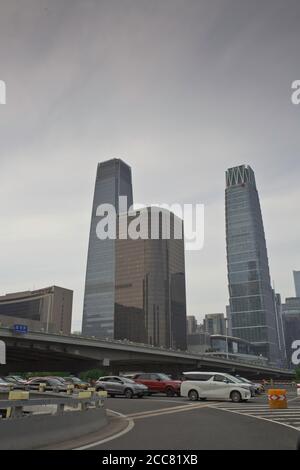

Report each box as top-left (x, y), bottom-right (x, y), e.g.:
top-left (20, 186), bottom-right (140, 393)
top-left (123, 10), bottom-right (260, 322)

top-left (0, 327), bottom-right (294, 380)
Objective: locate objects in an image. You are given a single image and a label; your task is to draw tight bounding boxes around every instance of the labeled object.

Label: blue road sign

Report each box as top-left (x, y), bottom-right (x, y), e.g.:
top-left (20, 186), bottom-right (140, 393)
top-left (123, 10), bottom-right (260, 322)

top-left (13, 324), bottom-right (28, 334)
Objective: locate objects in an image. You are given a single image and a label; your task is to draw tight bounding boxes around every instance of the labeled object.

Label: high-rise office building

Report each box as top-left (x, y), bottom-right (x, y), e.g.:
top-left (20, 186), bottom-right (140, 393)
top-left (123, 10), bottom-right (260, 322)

top-left (203, 313), bottom-right (226, 336)
top-left (82, 159), bottom-right (133, 338)
top-left (0, 286), bottom-right (73, 334)
top-left (293, 271), bottom-right (300, 297)
top-left (225, 165), bottom-right (280, 363)
top-left (282, 297), bottom-right (300, 367)
top-left (187, 316), bottom-right (198, 335)
top-left (114, 207), bottom-right (187, 350)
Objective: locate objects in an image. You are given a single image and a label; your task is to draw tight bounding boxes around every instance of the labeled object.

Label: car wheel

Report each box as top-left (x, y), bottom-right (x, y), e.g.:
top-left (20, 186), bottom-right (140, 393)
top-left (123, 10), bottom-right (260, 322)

top-left (165, 387), bottom-right (175, 397)
top-left (188, 389), bottom-right (199, 401)
top-left (230, 391), bottom-right (242, 403)
top-left (124, 388), bottom-right (134, 399)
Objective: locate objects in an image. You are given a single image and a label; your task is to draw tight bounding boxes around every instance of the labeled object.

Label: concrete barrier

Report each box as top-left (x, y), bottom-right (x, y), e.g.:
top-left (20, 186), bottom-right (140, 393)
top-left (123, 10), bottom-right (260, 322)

top-left (0, 396), bottom-right (108, 449)
top-left (0, 392), bottom-right (107, 450)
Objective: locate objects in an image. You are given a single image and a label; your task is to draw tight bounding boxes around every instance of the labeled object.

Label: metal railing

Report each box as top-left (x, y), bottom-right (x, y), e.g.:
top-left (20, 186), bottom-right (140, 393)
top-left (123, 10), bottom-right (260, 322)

top-left (0, 391), bottom-right (105, 419)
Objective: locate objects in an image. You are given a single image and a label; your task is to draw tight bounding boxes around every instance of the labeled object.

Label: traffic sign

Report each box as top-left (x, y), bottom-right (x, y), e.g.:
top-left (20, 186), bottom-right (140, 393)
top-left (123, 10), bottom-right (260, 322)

top-left (13, 324), bottom-right (28, 334)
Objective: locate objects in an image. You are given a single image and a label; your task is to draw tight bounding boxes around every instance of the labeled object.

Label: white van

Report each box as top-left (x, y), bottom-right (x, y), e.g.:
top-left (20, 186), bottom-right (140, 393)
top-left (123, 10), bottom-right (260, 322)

top-left (181, 372), bottom-right (251, 403)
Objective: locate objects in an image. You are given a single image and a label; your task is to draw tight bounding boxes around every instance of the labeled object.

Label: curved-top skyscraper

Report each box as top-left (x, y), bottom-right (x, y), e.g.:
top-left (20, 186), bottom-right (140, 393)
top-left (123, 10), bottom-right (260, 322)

top-left (225, 165), bottom-right (280, 364)
top-left (82, 159), bottom-right (133, 339)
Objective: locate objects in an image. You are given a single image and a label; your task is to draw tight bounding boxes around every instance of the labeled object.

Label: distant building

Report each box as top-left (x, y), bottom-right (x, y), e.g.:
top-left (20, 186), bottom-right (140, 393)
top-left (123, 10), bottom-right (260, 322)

top-left (187, 331), bottom-right (211, 354)
top-left (187, 316), bottom-right (198, 335)
top-left (82, 158), bottom-right (133, 339)
top-left (226, 305), bottom-right (232, 335)
top-left (282, 297), bottom-right (300, 367)
top-left (114, 207), bottom-right (187, 350)
top-left (208, 334), bottom-right (268, 365)
top-left (0, 286), bottom-right (73, 334)
top-left (273, 292), bottom-right (287, 366)
top-left (203, 313), bottom-right (226, 336)
top-left (293, 271), bottom-right (300, 298)
top-left (225, 164), bottom-right (281, 363)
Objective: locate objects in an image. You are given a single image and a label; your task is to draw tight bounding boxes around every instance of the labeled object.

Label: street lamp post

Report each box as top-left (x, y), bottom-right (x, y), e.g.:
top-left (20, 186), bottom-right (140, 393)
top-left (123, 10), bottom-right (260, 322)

top-left (225, 318), bottom-right (229, 360)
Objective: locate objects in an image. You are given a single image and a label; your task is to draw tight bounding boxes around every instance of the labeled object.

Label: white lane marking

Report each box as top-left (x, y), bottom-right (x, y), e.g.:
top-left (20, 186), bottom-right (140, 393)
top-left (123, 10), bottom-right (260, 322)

top-left (271, 417), bottom-right (300, 422)
top-left (287, 396), bottom-right (300, 402)
top-left (213, 406), bottom-right (300, 432)
top-left (130, 403), bottom-right (210, 420)
top-left (223, 408), bottom-right (300, 414)
top-left (108, 398), bottom-right (196, 406)
top-left (74, 410), bottom-right (134, 450)
top-left (146, 399), bottom-right (197, 405)
top-left (126, 402), bottom-right (212, 418)
top-left (248, 413), bottom-right (300, 418)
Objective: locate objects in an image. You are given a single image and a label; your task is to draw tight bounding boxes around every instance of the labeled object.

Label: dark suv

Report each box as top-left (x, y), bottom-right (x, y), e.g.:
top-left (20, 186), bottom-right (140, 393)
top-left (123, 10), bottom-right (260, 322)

top-left (133, 373), bottom-right (181, 397)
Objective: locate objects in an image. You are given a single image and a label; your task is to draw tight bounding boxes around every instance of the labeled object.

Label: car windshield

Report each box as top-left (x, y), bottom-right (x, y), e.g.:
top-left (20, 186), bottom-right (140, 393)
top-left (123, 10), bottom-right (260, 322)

top-left (122, 378), bottom-right (135, 384)
top-left (157, 374), bottom-right (171, 381)
top-left (48, 378), bottom-right (63, 385)
top-left (223, 374), bottom-right (240, 384)
top-left (237, 377), bottom-right (251, 384)
top-left (71, 377), bottom-right (82, 383)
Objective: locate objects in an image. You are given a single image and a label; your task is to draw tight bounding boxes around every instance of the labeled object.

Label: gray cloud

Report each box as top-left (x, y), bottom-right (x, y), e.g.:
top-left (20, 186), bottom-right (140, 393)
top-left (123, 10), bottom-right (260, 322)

top-left (0, 0), bottom-right (299, 330)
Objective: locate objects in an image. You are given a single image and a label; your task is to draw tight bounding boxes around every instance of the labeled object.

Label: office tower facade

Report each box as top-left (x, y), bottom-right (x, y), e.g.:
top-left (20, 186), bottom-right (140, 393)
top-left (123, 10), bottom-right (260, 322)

top-left (82, 159), bottom-right (133, 339)
top-left (293, 271), bottom-right (300, 297)
top-left (203, 313), bottom-right (226, 336)
top-left (225, 165), bottom-right (280, 363)
top-left (114, 207), bottom-right (187, 350)
top-left (282, 297), bottom-right (300, 367)
top-left (187, 316), bottom-right (198, 335)
top-left (0, 286), bottom-right (73, 334)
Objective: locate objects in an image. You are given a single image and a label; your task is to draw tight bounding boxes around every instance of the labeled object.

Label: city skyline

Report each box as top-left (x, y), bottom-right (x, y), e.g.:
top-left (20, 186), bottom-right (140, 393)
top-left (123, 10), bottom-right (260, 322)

top-left (1, 1), bottom-right (300, 332)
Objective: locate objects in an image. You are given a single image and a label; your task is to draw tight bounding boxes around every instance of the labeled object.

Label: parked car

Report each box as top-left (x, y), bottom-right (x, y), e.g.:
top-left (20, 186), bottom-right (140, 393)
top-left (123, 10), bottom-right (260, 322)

top-left (6, 375), bottom-right (27, 385)
top-left (26, 377), bottom-right (68, 392)
top-left (63, 377), bottom-right (89, 389)
top-left (4, 376), bottom-right (27, 390)
top-left (232, 376), bottom-right (256, 397)
top-left (95, 376), bottom-right (148, 398)
top-left (235, 376), bottom-right (263, 395)
top-left (180, 372), bottom-right (251, 403)
top-left (133, 373), bottom-right (181, 397)
top-left (0, 377), bottom-right (14, 392)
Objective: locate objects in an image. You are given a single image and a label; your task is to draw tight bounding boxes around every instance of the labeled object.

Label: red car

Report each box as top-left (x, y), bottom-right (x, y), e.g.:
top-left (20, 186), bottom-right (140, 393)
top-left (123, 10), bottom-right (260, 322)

top-left (133, 373), bottom-right (181, 397)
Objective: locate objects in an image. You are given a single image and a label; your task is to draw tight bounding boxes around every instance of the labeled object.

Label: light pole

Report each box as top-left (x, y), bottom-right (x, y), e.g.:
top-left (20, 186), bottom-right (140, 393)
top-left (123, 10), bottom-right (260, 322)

top-left (225, 317), bottom-right (229, 360)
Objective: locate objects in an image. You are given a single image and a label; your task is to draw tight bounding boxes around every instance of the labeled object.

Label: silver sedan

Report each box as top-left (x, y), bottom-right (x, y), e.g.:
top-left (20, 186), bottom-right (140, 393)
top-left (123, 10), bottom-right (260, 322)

top-left (95, 376), bottom-right (148, 398)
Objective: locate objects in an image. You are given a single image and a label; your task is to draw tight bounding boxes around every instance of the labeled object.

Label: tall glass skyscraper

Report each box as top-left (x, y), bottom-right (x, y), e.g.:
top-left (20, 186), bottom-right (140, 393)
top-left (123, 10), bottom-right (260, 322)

top-left (82, 159), bottom-right (133, 339)
top-left (115, 207), bottom-right (187, 350)
top-left (225, 165), bottom-right (280, 363)
top-left (293, 271), bottom-right (300, 297)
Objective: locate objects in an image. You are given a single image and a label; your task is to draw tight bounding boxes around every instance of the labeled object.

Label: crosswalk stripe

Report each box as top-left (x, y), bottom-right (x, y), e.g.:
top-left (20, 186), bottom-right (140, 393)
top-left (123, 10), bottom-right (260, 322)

top-left (215, 404), bottom-right (300, 431)
top-left (235, 408), bottom-right (300, 412)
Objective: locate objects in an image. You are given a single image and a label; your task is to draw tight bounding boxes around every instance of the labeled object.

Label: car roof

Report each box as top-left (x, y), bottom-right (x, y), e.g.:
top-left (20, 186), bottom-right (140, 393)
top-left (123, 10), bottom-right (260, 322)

top-left (183, 371), bottom-right (220, 375)
top-left (99, 376), bottom-right (120, 379)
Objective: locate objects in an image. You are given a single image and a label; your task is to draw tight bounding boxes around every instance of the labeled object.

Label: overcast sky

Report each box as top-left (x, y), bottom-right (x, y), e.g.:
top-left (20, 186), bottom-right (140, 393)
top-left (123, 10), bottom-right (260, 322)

top-left (0, 0), bottom-right (300, 331)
